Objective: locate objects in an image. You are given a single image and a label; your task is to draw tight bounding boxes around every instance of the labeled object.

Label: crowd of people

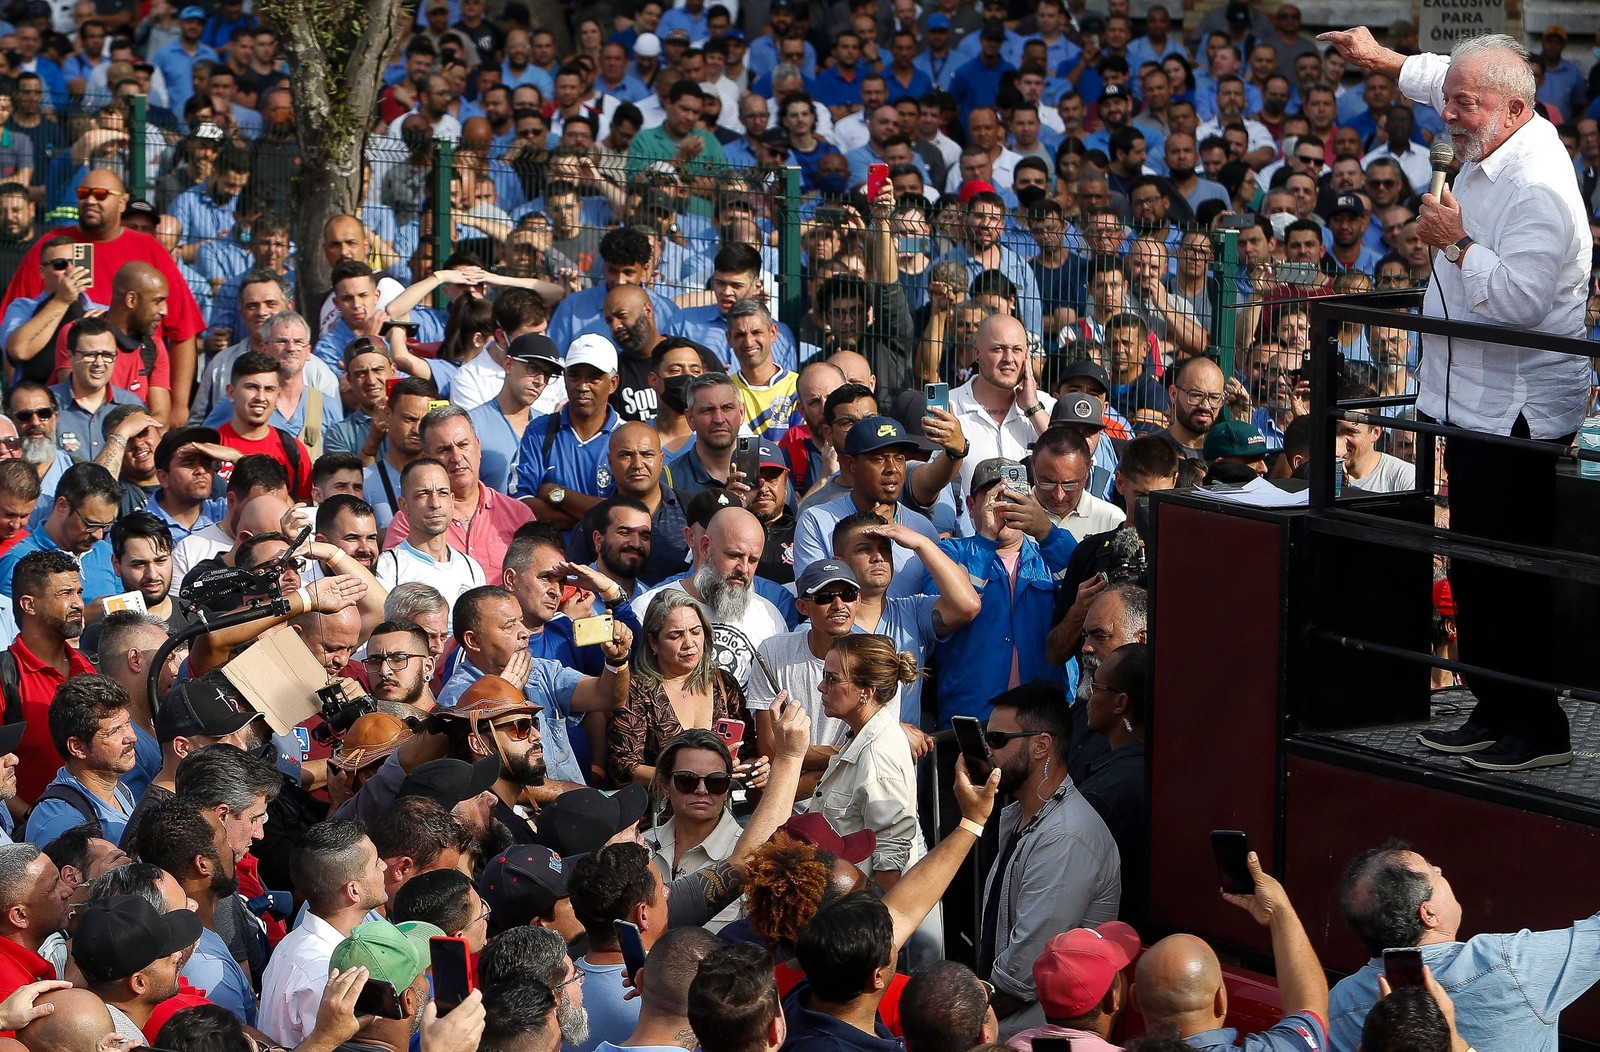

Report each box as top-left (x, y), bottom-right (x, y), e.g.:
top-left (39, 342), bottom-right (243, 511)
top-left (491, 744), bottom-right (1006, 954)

top-left (0, 0), bottom-right (1587, 1051)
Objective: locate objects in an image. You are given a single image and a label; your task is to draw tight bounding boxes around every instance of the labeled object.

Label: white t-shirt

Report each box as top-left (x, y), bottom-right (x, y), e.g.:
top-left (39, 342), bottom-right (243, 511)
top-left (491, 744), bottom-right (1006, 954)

top-left (1346, 452), bottom-right (1416, 494)
top-left (746, 629), bottom-right (849, 748)
top-left (375, 541), bottom-right (487, 615)
top-left (172, 523), bottom-right (233, 587)
top-left (449, 353), bottom-right (506, 411)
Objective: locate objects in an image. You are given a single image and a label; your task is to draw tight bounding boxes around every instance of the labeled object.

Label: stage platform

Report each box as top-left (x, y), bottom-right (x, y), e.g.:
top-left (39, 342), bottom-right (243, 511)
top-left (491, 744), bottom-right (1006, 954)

top-left (1306, 688), bottom-right (1600, 809)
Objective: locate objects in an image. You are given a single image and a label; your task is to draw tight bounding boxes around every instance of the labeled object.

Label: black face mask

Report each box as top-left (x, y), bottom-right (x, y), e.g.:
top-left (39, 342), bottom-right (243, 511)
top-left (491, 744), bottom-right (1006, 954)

top-left (1016, 184), bottom-right (1048, 209)
top-left (661, 374), bottom-right (694, 413)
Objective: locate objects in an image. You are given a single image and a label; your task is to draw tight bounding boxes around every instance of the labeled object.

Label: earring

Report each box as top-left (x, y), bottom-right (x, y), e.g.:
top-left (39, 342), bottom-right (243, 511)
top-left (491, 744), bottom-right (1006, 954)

top-left (1122, 717), bottom-right (1134, 733)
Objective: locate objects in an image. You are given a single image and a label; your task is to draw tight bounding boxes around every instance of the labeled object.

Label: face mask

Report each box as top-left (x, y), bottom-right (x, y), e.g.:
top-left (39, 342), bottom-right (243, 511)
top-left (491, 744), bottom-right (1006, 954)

top-left (1016, 184), bottom-right (1048, 209)
top-left (815, 171), bottom-right (849, 195)
top-left (661, 374), bottom-right (694, 413)
top-left (898, 235), bottom-right (931, 254)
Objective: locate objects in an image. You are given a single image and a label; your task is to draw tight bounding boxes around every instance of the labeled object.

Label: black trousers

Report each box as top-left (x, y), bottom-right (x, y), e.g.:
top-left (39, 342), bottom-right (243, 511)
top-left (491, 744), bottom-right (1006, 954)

top-left (1442, 415), bottom-right (1569, 748)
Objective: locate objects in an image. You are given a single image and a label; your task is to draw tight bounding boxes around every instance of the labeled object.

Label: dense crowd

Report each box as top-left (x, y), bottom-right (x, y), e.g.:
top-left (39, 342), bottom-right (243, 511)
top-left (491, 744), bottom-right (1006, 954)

top-left (0, 1), bottom-right (1588, 1052)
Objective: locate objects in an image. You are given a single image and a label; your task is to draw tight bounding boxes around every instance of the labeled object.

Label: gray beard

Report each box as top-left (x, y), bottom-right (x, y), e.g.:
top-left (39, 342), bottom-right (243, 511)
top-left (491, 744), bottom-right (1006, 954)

top-left (1077, 651), bottom-right (1101, 702)
top-left (558, 999), bottom-right (590, 1045)
top-left (694, 561), bottom-right (751, 622)
top-left (21, 436), bottom-right (53, 467)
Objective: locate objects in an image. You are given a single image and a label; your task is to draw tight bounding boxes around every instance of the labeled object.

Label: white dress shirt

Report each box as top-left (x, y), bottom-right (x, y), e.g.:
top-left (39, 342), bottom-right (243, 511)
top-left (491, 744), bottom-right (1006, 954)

top-left (949, 378), bottom-right (1055, 531)
top-left (1048, 490), bottom-right (1125, 541)
top-left (258, 912), bottom-right (346, 1046)
top-left (1398, 52), bottom-right (1592, 439)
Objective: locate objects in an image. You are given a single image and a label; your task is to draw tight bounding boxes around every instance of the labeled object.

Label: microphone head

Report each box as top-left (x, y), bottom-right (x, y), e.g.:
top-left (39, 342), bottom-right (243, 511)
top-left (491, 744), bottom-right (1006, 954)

top-left (1430, 140), bottom-right (1455, 170)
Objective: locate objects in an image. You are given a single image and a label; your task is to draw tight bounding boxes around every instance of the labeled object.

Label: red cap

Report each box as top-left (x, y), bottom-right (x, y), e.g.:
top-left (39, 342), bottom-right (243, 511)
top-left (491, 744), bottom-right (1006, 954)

top-left (957, 179), bottom-right (998, 202)
top-left (780, 812), bottom-right (876, 865)
top-left (1033, 921), bottom-right (1142, 1018)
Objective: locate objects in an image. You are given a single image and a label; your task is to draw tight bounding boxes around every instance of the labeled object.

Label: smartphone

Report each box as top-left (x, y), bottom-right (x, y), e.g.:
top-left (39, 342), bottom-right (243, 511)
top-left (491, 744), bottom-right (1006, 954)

top-left (428, 398), bottom-right (451, 413)
top-left (1216, 212), bottom-right (1258, 231)
top-left (353, 977), bottom-right (405, 1019)
top-left (735, 435), bottom-right (761, 486)
top-left (71, 241), bottom-right (93, 273)
top-left (924, 382), bottom-right (950, 413)
top-left (614, 919), bottom-right (647, 981)
top-left (572, 612), bottom-right (614, 647)
top-left (715, 717), bottom-right (745, 751)
top-left (429, 935), bottom-right (476, 1015)
top-left (866, 161), bottom-right (889, 200)
top-left (1210, 830), bottom-right (1254, 895)
top-left (1000, 464), bottom-right (1029, 495)
top-left (101, 589), bottom-right (148, 615)
top-left (1033, 1040), bottom-right (1074, 1052)
top-left (1276, 261), bottom-right (1321, 285)
top-left (951, 715), bottom-right (993, 782)
top-left (1382, 947), bottom-right (1425, 989)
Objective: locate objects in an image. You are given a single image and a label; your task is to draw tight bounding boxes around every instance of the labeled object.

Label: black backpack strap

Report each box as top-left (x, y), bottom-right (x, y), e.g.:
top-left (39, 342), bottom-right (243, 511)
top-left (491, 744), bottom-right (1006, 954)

top-left (543, 412), bottom-right (561, 460)
top-left (0, 651), bottom-right (20, 728)
top-left (36, 782), bottom-right (97, 825)
top-left (274, 427), bottom-right (304, 492)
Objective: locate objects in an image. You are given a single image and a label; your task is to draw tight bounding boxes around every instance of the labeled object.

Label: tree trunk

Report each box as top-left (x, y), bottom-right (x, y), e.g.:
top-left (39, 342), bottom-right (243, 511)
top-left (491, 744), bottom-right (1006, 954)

top-left (256, 0), bottom-right (407, 321)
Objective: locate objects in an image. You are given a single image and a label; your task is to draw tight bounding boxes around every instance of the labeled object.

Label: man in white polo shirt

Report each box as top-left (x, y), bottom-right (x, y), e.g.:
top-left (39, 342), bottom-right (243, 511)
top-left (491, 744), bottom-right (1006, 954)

top-left (948, 315), bottom-right (1053, 532)
top-left (374, 457), bottom-right (486, 617)
top-left (1033, 401), bottom-right (1123, 542)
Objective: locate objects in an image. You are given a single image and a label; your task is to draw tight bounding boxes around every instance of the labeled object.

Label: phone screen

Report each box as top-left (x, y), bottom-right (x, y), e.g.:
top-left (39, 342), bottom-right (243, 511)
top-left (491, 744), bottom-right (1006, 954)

top-left (1210, 830), bottom-right (1253, 895)
top-left (951, 716), bottom-right (993, 781)
top-left (354, 978), bottom-right (404, 1019)
top-left (429, 936), bottom-right (475, 1014)
top-left (1383, 948), bottom-right (1426, 989)
top-left (614, 919), bottom-right (647, 981)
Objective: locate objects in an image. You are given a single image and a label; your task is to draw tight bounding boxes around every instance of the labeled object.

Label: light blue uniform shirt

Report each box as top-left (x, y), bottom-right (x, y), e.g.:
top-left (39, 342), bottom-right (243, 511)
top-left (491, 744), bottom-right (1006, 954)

top-left (25, 768), bottom-right (137, 847)
top-left (514, 406), bottom-right (621, 500)
top-left (436, 655), bottom-right (586, 784)
top-left (665, 305), bottom-right (798, 372)
top-left (793, 494), bottom-right (942, 601)
top-left (468, 399), bottom-right (523, 494)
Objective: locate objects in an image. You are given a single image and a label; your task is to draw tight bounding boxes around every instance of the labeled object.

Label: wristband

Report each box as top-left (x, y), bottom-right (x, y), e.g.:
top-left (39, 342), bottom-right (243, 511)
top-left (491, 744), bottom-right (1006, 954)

top-left (295, 585), bottom-right (313, 611)
top-left (604, 660), bottom-right (629, 673)
top-left (948, 440), bottom-right (970, 460)
top-left (959, 818), bottom-right (986, 838)
top-left (1021, 402), bottom-right (1045, 416)
top-left (603, 590), bottom-right (626, 610)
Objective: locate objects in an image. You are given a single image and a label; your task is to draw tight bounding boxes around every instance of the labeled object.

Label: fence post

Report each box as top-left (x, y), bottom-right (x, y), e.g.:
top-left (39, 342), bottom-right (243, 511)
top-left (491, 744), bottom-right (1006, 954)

top-left (778, 165), bottom-right (802, 340)
top-left (129, 95), bottom-right (148, 203)
top-left (1213, 228), bottom-right (1240, 382)
top-left (431, 139), bottom-right (455, 312)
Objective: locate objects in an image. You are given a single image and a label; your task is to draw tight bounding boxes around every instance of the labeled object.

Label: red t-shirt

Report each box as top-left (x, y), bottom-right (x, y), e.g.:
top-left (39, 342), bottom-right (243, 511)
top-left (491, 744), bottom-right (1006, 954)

top-left (51, 322), bottom-right (171, 403)
top-left (1, 226), bottom-right (205, 358)
top-left (10, 636), bottom-right (97, 803)
top-left (218, 423), bottom-right (312, 502)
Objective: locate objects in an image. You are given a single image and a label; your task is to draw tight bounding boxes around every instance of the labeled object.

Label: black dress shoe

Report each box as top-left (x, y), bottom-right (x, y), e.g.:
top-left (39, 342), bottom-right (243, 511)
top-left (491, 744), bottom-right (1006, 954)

top-left (1417, 721), bottom-right (1500, 754)
top-left (1461, 736), bottom-right (1574, 772)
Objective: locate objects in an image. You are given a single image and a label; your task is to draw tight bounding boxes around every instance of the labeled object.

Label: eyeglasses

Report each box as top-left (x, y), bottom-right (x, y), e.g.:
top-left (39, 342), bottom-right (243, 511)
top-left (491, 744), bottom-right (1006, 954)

top-left (75, 186), bottom-right (123, 201)
top-left (1089, 678), bottom-right (1125, 696)
top-left (808, 587), bottom-right (859, 605)
top-left (977, 979), bottom-right (996, 1004)
top-left (1033, 478), bottom-right (1083, 494)
top-left (71, 350), bottom-right (116, 362)
top-left (362, 651), bottom-right (427, 671)
top-left (489, 716), bottom-right (536, 741)
top-left (983, 729), bottom-right (1043, 749)
top-left (671, 770), bottom-right (733, 795)
top-left (1179, 388), bottom-right (1225, 407)
top-left (44, 258), bottom-right (71, 271)
top-left (11, 407), bottom-right (54, 423)
top-left (554, 969), bottom-right (585, 992)
top-left (72, 504), bottom-right (117, 534)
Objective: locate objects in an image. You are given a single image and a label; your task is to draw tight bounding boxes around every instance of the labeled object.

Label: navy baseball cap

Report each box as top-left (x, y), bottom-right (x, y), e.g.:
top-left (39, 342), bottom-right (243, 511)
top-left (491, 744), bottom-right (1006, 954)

top-left (797, 560), bottom-right (858, 597)
top-left (842, 415), bottom-right (926, 457)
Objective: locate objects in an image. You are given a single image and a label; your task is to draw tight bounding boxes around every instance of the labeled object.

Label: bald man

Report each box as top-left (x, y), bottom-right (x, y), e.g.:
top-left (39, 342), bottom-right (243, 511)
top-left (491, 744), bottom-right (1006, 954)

top-left (16, 989), bottom-right (114, 1052)
top-left (291, 606), bottom-right (365, 680)
top-left (569, 421), bottom-right (691, 588)
top-left (605, 284), bottom-right (666, 421)
top-left (947, 314), bottom-right (1051, 533)
top-left (633, 505), bottom-right (788, 693)
top-left (0, 169), bottom-right (204, 428)
top-left (317, 214), bottom-right (403, 337)
top-left (91, 262), bottom-right (173, 422)
top-left (1131, 852), bottom-right (1328, 1049)
top-left (826, 349), bottom-right (876, 390)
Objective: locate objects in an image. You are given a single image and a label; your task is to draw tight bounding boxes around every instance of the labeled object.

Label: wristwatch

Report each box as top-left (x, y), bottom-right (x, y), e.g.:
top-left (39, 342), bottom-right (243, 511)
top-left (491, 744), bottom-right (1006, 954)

top-left (548, 486), bottom-right (567, 506)
top-left (1443, 235), bottom-right (1473, 263)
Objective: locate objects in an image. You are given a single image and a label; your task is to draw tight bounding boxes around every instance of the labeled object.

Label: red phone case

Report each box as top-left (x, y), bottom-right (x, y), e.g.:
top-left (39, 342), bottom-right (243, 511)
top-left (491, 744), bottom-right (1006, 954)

top-left (866, 162), bottom-right (889, 199)
top-left (716, 718), bottom-right (745, 747)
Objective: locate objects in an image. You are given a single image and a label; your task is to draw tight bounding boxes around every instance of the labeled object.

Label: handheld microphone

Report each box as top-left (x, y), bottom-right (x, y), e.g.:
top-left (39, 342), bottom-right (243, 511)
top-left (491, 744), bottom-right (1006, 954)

top-left (1428, 141), bottom-right (1455, 200)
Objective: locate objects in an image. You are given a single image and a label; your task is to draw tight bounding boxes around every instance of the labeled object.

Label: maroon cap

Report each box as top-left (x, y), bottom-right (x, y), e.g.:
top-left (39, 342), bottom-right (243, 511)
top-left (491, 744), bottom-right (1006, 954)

top-left (780, 812), bottom-right (876, 865)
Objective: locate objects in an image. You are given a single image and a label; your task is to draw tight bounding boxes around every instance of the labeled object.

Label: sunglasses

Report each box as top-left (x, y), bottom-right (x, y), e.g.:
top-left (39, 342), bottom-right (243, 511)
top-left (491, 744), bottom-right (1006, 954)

top-left (671, 771), bottom-right (732, 795)
top-left (808, 587), bottom-right (859, 605)
top-left (489, 716), bottom-right (535, 741)
top-left (44, 258), bottom-right (71, 271)
top-left (984, 729), bottom-right (1043, 749)
top-left (11, 407), bottom-right (53, 423)
top-left (75, 186), bottom-right (122, 201)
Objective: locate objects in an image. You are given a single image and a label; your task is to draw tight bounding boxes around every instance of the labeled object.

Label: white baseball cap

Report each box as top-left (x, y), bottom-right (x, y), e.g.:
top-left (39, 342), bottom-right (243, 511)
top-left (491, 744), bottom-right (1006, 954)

top-left (635, 32), bottom-right (662, 58)
top-left (565, 334), bottom-right (619, 374)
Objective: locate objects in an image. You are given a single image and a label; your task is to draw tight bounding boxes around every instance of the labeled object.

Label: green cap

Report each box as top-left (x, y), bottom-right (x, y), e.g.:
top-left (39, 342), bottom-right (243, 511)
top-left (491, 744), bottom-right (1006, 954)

top-left (1202, 419), bottom-right (1269, 460)
top-left (329, 919), bottom-right (445, 991)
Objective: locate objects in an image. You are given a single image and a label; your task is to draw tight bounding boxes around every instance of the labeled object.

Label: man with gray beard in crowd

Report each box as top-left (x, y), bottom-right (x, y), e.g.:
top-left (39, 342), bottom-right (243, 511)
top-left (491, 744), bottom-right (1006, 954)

top-left (1069, 584), bottom-right (1148, 785)
top-left (634, 503), bottom-right (788, 693)
top-left (478, 926), bottom-right (590, 1047)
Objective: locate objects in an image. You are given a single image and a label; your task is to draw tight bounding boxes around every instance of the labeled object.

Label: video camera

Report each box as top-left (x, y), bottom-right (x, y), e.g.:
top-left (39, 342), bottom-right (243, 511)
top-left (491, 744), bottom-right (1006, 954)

top-left (311, 680), bottom-right (379, 746)
top-left (179, 525), bottom-right (314, 617)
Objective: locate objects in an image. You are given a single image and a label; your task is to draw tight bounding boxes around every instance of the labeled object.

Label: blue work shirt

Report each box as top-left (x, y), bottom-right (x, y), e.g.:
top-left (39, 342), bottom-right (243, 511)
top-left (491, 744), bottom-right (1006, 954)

top-left (364, 457), bottom-right (404, 530)
top-left (170, 184), bottom-right (241, 244)
top-left (323, 409), bottom-right (372, 456)
top-left (468, 399), bottom-right (523, 494)
top-left (146, 491), bottom-right (227, 545)
top-left (549, 283), bottom-right (680, 350)
top-left (664, 304), bottom-right (798, 372)
top-left (312, 311), bottom-right (445, 372)
top-left (184, 923), bottom-right (257, 1023)
top-left (794, 494), bottom-right (942, 601)
top-left (1186, 1013), bottom-right (1326, 1052)
top-left (936, 243), bottom-right (1043, 335)
top-left (950, 55), bottom-right (1016, 121)
top-left (1326, 928), bottom-right (1600, 1052)
top-left (926, 528), bottom-right (1076, 727)
top-left (436, 654), bottom-right (587, 784)
top-left (812, 65), bottom-right (868, 112)
top-left (119, 723), bottom-right (162, 802)
top-left (857, 594), bottom-right (938, 724)
top-left (0, 527), bottom-right (118, 601)
top-left (25, 767), bottom-right (137, 847)
top-left (50, 382), bottom-right (142, 461)
top-left (514, 406), bottom-right (621, 500)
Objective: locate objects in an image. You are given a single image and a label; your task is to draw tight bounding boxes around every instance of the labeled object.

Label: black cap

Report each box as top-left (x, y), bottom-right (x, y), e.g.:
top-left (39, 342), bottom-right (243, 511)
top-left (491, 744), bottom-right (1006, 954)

top-left (73, 896), bottom-right (203, 981)
top-left (1100, 83), bottom-right (1130, 101)
top-left (532, 785), bottom-right (650, 857)
top-left (980, 21), bottom-right (1006, 41)
top-left (685, 488), bottom-right (740, 530)
top-left (125, 200), bottom-right (158, 220)
top-left (1058, 359), bottom-right (1111, 394)
top-left (478, 845), bottom-right (573, 930)
top-left (505, 333), bottom-right (564, 370)
top-left (1330, 193), bottom-right (1367, 217)
top-left (0, 722), bottom-right (23, 757)
top-left (155, 676), bottom-right (262, 744)
top-left (759, 127), bottom-right (791, 149)
top-left (397, 756), bottom-right (501, 809)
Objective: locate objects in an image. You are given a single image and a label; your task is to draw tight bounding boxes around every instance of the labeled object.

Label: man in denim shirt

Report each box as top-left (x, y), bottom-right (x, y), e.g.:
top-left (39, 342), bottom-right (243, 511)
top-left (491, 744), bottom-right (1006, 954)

top-left (1328, 841), bottom-right (1600, 1052)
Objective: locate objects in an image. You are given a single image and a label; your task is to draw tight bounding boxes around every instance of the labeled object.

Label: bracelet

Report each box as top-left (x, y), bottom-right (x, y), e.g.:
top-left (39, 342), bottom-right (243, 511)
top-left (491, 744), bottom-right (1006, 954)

top-left (1021, 402), bottom-right (1045, 416)
top-left (603, 590), bottom-right (626, 609)
top-left (604, 660), bottom-right (629, 673)
top-left (295, 584), bottom-right (313, 610)
top-left (959, 818), bottom-right (986, 838)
